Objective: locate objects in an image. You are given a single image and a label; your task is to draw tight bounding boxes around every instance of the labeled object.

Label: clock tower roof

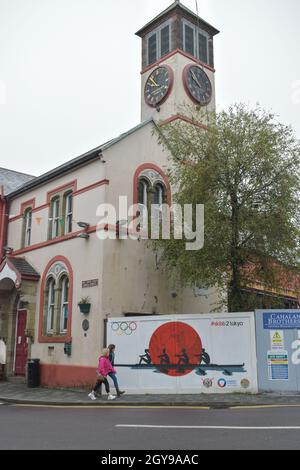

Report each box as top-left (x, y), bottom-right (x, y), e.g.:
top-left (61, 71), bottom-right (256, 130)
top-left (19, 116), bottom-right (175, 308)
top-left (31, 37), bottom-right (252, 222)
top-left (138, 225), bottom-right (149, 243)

top-left (135, 0), bottom-right (219, 38)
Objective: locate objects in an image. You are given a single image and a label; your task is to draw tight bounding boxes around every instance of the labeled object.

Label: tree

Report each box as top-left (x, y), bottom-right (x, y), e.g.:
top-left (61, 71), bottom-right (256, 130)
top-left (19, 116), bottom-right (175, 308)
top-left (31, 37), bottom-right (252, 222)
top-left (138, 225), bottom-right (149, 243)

top-left (155, 104), bottom-right (300, 312)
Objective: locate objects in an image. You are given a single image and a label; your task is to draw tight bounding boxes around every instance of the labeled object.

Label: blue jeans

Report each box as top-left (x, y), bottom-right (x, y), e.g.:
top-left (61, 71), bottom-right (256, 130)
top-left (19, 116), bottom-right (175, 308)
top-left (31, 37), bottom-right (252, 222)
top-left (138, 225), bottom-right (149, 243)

top-left (108, 372), bottom-right (119, 392)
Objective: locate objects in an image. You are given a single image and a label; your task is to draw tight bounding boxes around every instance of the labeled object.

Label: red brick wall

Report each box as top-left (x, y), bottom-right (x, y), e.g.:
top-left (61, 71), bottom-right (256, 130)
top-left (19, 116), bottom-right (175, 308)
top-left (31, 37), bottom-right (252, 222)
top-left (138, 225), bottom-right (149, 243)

top-left (40, 364), bottom-right (96, 389)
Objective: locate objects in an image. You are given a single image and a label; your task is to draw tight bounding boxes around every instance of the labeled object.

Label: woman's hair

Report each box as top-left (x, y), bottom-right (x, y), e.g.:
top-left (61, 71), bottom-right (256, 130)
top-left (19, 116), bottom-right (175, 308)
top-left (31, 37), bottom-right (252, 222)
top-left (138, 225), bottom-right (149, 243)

top-left (101, 348), bottom-right (110, 357)
top-left (108, 344), bottom-right (116, 351)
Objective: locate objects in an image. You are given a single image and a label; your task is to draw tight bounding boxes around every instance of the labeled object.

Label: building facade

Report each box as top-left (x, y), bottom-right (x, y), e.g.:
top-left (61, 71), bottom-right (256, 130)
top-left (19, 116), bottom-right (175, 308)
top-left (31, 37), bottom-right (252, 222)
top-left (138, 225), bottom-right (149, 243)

top-left (0, 2), bottom-right (223, 387)
top-left (1, 1), bottom-right (299, 388)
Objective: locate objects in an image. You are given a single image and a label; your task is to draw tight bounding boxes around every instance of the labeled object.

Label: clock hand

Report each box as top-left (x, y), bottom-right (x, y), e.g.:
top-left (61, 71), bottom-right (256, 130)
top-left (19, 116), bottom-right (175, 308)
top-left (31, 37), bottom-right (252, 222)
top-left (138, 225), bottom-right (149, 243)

top-left (149, 76), bottom-right (159, 87)
top-left (191, 71), bottom-right (203, 90)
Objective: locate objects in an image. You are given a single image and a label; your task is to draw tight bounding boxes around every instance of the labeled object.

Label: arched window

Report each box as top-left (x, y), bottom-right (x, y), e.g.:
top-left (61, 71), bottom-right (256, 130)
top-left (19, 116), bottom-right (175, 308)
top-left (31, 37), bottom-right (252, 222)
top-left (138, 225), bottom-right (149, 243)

top-left (59, 276), bottom-right (69, 333)
top-left (154, 183), bottom-right (166, 207)
top-left (46, 278), bottom-right (55, 334)
top-left (136, 169), bottom-right (168, 207)
top-left (138, 179), bottom-right (149, 207)
top-left (42, 260), bottom-right (71, 337)
top-left (135, 168), bottom-right (169, 235)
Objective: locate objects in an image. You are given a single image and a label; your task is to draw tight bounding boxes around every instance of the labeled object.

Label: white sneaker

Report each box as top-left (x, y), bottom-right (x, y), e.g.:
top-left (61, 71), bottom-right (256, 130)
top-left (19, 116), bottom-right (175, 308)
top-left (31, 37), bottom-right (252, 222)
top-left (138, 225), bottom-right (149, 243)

top-left (88, 392), bottom-right (97, 401)
top-left (108, 394), bottom-right (116, 401)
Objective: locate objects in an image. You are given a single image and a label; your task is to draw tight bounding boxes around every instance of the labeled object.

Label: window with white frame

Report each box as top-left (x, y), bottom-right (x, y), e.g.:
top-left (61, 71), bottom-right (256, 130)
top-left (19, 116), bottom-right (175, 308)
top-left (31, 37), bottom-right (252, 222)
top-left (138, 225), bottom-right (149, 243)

top-left (154, 183), bottom-right (165, 207)
top-left (147, 21), bottom-right (171, 66)
top-left (64, 192), bottom-right (73, 234)
top-left (46, 278), bottom-right (55, 334)
top-left (43, 261), bottom-right (71, 337)
top-left (22, 207), bottom-right (32, 248)
top-left (137, 170), bottom-right (168, 234)
top-left (183, 20), bottom-right (214, 67)
top-left (51, 197), bottom-right (60, 239)
top-left (59, 276), bottom-right (69, 333)
top-left (49, 190), bottom-right (74, 239)
top-left (138, 179), bottom-right (150, 208)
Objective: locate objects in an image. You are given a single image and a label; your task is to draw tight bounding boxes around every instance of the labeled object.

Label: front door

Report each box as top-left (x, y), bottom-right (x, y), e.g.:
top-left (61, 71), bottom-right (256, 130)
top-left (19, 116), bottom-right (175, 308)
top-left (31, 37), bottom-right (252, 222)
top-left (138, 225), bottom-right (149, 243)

top-left (15, 310), bottom-right (28, 376)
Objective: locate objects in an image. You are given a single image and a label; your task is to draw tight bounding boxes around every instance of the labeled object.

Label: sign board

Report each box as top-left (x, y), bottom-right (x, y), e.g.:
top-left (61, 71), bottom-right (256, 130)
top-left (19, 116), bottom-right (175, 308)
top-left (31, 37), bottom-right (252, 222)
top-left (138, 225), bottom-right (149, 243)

top-left (267, 351), bottom-right (289, 380)
top-left (263, 312), bottom-right (300, 330)
top-left (107, 313), bottom-right (258, 395)
top-left (82, 279), bottom-right (99, 288)
top-left (256, 310), bottom-right (300, 392)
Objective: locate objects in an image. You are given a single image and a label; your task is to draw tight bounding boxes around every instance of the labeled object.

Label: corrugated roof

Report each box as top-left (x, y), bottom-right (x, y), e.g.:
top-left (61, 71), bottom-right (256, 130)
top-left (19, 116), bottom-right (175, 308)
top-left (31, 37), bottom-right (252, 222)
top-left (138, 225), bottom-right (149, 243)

top-left (0, 168), bottom-right (35, 196)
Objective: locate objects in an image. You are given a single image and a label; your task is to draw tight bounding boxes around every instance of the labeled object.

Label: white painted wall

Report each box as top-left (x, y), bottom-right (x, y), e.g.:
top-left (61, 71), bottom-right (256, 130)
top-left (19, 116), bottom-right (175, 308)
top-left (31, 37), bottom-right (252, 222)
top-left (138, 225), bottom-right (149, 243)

top-left (107, 313), bottom-right (258, 395)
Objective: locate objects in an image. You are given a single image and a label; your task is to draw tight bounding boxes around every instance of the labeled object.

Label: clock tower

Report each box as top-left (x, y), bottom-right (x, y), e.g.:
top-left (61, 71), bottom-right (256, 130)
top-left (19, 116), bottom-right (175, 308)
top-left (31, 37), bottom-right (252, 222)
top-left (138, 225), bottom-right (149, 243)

top-left (136, 0), bottom-right (219, 124)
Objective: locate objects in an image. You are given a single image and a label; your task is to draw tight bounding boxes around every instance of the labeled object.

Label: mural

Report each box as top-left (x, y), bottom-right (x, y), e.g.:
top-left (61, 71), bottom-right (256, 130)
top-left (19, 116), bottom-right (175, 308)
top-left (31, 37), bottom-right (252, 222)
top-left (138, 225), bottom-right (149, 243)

top-left (107, 314), bottom-right (258, 394)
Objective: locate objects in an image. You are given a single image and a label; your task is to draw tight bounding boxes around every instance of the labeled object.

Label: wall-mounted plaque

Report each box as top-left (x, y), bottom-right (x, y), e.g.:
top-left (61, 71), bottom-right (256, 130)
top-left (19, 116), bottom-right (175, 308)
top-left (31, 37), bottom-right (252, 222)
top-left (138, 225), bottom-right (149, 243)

top-left (82, 279), bottom-right (99, 288)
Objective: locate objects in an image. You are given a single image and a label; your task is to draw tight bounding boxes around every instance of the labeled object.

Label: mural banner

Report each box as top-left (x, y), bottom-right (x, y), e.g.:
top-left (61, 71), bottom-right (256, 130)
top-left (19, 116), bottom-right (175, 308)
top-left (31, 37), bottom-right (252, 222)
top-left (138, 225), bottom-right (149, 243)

top-left (107, 313), bottom-right (258, 394)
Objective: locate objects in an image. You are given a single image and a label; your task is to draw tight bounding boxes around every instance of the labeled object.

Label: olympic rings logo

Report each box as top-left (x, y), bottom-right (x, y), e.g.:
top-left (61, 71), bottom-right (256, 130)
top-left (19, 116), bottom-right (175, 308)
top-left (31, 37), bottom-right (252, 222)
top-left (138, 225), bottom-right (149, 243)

top-left (111, 322), bottom-right (137, 336)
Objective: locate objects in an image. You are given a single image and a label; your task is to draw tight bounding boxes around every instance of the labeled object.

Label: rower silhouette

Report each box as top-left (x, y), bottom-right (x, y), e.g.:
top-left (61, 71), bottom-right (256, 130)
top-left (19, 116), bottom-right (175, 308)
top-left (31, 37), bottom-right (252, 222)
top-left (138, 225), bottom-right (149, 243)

top-left (158, 348), bottom-right (170, 373)
top-left (139, 349), bottom-right (152, 365)
top-left (175, 348), bottom-right (189, 372)
top-left (195, 348), bottom-right (211, 365)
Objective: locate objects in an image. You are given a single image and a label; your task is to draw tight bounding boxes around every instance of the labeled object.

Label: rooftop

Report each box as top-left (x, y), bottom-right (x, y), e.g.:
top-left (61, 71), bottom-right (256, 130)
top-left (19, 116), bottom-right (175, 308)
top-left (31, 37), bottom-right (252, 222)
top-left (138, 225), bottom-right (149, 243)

top-left (0, 168), bottom-right (35, 196)
top-left (136, 0), bottom-right (220, 37)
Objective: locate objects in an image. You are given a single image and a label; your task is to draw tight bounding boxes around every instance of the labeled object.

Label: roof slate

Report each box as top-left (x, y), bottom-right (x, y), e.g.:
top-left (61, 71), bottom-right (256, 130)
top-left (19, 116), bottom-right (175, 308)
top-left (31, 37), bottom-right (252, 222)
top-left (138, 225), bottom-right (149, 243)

top-left (0, 168), bottom-right (35, 196)
top-left (8, 257), bottom-right (40, 279)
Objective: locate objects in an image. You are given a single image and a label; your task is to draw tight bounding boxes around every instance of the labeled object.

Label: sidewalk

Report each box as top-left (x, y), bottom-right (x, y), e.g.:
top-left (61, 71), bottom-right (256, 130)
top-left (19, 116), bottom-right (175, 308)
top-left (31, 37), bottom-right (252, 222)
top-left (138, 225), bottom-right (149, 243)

top-left (0, 381), bottom-right (300, 408)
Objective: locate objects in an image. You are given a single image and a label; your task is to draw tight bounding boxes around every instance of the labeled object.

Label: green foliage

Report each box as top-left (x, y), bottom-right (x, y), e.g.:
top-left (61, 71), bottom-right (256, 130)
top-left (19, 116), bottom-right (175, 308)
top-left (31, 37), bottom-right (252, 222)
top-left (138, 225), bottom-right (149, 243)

top-left (78, 296), bottom-right (91, 305)
top-left (154, 104), bottom-right (300, 312)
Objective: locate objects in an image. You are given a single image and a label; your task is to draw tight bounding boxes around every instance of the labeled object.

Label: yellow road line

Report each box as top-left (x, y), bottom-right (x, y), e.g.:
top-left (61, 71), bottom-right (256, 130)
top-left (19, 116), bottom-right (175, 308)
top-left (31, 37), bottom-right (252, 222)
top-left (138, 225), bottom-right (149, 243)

top-left (230, 404), bottom-right (300, 410)
top-left (12, 404), bottom-right (210, 410)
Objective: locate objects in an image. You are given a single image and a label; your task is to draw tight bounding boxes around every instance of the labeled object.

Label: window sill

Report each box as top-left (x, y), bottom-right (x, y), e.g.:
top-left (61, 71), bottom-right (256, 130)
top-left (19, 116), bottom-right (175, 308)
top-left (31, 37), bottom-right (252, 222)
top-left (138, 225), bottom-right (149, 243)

top-left (38, 334), bottom-right (71, 344)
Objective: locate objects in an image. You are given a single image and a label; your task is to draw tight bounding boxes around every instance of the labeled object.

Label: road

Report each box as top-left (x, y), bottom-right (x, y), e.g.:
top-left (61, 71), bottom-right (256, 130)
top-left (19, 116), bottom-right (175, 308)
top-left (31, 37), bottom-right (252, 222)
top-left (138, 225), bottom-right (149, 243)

top-left (0, 404), bottom-right (300, 450)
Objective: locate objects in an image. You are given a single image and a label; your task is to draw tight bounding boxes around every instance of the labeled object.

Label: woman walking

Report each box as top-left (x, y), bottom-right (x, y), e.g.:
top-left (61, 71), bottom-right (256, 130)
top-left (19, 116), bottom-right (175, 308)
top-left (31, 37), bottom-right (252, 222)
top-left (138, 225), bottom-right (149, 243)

top-left (88, 348), bottom-right (116, 401)
top-left (108, 344), bottom-right (125, 397)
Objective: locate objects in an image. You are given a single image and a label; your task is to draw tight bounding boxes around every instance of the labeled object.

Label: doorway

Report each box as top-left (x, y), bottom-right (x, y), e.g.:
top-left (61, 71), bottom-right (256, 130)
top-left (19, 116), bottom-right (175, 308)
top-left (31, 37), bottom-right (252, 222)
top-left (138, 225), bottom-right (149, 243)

top-left (15, 309), bottom-right (28, 376)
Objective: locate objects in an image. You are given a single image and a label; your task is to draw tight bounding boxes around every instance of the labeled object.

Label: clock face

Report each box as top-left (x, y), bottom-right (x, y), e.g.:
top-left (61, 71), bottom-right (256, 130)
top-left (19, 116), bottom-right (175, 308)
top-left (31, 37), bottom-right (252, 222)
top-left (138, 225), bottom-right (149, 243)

top-left (144, 66), bottom-right (173, 108)
top-left (183, 65), bottom-right (212, 105)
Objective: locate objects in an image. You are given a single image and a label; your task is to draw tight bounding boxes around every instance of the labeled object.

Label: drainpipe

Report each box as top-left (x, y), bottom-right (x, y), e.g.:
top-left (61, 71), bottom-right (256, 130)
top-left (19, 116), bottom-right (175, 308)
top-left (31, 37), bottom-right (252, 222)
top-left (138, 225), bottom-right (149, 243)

top-left (0, 186), bottom-right (8, 261)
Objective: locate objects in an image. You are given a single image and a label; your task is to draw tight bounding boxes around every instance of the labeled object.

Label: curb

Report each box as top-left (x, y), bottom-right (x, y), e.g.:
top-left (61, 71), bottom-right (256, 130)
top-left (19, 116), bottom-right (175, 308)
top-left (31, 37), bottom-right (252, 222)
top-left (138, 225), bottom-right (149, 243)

top-left (0, 397), bottom-right (295, 408)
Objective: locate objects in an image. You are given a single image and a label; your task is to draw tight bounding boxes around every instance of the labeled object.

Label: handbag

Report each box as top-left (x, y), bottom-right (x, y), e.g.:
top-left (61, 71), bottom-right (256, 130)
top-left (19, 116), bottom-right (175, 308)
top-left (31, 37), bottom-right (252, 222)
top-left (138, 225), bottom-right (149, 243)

top-left (96, 370), bottom-right (105, 381)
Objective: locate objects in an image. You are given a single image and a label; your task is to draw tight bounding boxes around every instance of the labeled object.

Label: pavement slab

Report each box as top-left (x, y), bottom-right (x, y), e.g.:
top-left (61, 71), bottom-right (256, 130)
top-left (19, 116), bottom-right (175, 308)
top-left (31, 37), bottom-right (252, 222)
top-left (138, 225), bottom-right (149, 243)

top-left (0, 381), bottom-right (300, 407)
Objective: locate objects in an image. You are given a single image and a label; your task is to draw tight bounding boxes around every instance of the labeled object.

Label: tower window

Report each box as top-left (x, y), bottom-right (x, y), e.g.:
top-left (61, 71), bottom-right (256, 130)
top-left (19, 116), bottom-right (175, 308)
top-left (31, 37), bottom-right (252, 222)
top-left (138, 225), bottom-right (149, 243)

top-left (183, 20), bottom-right (212, 67)
top-left (160, 25), bottom-right (170, 57)
top-left (146, 21), bottom-right (171, 66)
top-left (198, 32), bottom-right (208, 64)
top-left (148, 34), bottom-right (157, 66)
top-left (184, 24), bottom-right (195, 56)
top-left (208, 38), bottom-right (214, 67)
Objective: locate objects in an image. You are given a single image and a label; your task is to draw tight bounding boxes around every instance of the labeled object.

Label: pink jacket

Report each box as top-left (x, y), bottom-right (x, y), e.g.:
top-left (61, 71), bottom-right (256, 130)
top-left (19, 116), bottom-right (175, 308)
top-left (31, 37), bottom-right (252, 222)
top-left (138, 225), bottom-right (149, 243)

top-left (97, 356), bottom-right (116, 377)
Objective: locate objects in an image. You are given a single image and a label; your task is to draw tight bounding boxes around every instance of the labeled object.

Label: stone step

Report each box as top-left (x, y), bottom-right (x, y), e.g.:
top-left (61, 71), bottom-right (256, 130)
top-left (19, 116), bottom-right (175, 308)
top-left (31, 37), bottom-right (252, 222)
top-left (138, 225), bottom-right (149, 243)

top-left (6, 376), bottom-right (26, 384)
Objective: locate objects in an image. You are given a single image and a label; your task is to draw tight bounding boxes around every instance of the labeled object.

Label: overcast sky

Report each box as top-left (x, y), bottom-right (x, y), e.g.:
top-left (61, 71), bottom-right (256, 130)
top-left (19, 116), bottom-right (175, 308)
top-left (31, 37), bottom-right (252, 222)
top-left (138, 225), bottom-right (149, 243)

top-left (0, 0), bottom-right (299, 176)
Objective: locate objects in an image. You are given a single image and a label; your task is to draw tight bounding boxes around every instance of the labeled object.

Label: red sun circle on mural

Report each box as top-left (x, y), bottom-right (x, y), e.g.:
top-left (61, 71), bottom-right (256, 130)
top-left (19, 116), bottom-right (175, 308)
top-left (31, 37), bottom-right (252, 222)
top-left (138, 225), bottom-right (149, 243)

top-left (149, 322), bottom-right (202, 377)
